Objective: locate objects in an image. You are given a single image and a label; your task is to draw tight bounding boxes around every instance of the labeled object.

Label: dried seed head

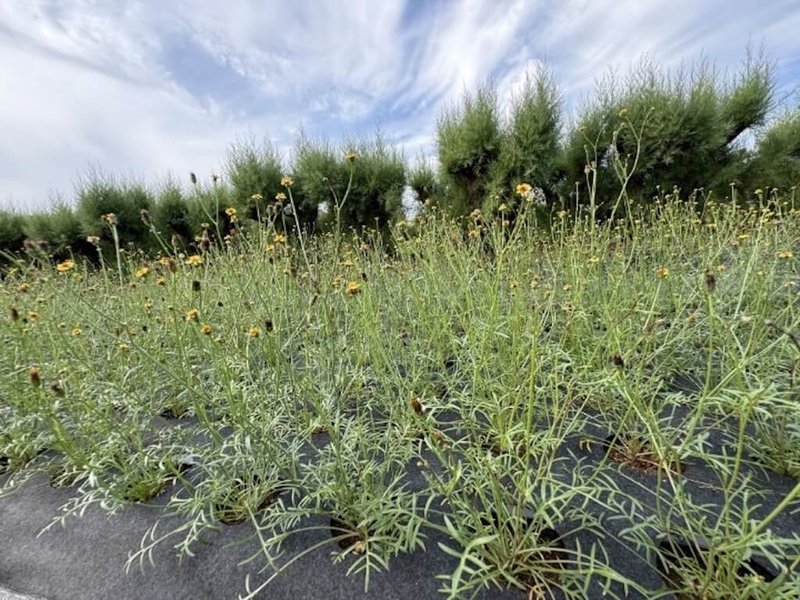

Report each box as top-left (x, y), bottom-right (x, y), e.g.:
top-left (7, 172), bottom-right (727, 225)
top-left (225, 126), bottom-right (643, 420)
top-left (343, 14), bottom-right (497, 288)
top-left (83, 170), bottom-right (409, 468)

top-left (9, 306), bottom-right (19, 321)
top-left (139, 209), bottom-right (151, 225)
top-left (410, 396), bottom-right (424, 415)
top-left (28, 366), bottom-right (41, 388)
top-left (704, 269), bottom-right (716, 293)
top-left (264, 319), bottom-right (274, 333)
top-left (49, 380), bottom-right (65, 396)
top-left (200, 230), bottom-right (211, 251)
top-left (612, 353), bottom-right (625, 369)
top-left (192, 280), bottom-right (201, 293)
top-left (189, 172), bottom-right (197, 185)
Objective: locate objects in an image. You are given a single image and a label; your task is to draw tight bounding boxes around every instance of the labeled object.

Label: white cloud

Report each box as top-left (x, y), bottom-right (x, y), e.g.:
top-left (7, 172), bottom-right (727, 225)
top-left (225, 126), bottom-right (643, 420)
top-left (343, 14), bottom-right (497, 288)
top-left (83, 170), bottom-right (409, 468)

top-left (0, 0), bottom-right (798, 210)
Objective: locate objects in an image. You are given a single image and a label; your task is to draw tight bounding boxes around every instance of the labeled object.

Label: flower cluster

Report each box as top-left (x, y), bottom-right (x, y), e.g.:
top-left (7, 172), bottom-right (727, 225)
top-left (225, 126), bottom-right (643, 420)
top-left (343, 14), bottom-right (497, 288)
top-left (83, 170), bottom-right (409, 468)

top-left (515, 182), bottom-right (546, 206)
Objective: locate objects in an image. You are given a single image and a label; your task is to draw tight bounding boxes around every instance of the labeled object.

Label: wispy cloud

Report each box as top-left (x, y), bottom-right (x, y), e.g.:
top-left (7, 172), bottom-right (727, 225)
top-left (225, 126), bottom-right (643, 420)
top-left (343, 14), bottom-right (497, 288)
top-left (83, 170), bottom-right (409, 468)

top-left (1, 0), bottom-right (798, 209)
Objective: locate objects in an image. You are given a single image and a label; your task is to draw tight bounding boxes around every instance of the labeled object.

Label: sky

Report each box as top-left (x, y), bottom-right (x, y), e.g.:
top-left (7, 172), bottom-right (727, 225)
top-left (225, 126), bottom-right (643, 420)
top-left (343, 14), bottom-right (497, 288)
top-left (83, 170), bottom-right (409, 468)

top-left (1, 0), bottom-right (799, 211)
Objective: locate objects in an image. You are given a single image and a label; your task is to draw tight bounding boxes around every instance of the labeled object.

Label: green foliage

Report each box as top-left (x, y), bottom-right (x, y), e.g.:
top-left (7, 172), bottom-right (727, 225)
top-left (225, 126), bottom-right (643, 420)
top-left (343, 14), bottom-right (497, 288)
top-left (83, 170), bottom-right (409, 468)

top-left (720, 50), bottom-right (775, 143)
top-left (225, 138), bottom-right (285, 222)
top-left (4, 198), bottom-right (800, 598)
top-left (152, 180), bottom-right (193, 246)
top-left (436, 85), bottom-right (501, 215)
top-left (407, 158), bottom-right (441, 205)
top-left (0, 210), bottom-right (26, 257)
top-left (185, 182), bottom-right (236, 244)
top-left (560, 53), bottom-right (774, 209)
top-left (22, 203), bottom-right (84, 257)
top-left (76, 175), bottom-right (155, 248)
top-left (744, 105), bottom-right (800, 192)
top-left (486, 70), bottom-right (561, 212)
top-left (295, 134), bottom-right (405, 231)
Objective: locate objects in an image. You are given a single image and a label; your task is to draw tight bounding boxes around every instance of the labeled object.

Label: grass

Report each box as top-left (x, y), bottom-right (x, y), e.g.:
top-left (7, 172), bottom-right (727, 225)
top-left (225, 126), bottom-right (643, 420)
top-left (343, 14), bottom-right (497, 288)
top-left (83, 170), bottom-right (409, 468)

top-left (1, 188), bottom-right (800, 599)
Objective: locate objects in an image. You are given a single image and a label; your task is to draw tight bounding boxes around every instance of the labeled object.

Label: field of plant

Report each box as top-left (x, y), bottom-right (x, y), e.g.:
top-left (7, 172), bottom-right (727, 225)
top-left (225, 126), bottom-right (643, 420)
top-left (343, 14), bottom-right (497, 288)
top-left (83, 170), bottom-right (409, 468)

top-left (1, 47), bottom-right (800, 599)
top-left (2, 183), bottom-right (800, 599)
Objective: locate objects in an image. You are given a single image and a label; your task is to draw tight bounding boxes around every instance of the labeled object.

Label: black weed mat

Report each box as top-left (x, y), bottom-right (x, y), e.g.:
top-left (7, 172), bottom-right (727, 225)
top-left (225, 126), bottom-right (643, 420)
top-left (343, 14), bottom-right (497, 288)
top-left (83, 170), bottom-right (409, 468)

top-left (0, 472), bottom-right (518, 600)
top-left (1, 404), bottom-right (799, 599)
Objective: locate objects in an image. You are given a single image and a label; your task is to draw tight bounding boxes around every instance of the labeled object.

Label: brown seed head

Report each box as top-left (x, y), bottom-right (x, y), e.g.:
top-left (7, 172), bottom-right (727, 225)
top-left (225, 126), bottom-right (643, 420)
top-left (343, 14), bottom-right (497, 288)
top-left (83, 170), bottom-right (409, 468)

top-left (200, 230), bottom-right (211, 251)
top-left (28, 366), bottom-right (41, 388)
top-left (612, 353), bottom-right (625, 369)
top-left (410, 396), bottom-right (424, 415)
top-left (704, 269), bottom-right (716, 293)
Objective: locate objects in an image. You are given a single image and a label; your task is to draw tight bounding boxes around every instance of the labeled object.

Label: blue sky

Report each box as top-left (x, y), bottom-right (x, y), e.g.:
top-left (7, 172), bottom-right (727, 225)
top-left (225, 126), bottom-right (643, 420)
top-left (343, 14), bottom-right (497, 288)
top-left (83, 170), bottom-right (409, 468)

top-left (1, 0), bottom-right (799, 210)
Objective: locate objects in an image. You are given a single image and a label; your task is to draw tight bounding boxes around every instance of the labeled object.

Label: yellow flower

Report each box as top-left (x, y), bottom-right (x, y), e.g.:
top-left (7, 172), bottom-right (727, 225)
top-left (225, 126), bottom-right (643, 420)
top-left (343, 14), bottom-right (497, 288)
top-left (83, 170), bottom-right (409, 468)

top-left (71, 327), bottom-right (82, 336)
top-left (86, 235), bottom-right (101, 245)
top-left (265, 244), bottom-right (276, 253)
top-left (250, 193), bottom-right (263, 201)
top-left (468, 228), bottom-right (481, 239)
top-left (618, 107), bottom-right (628, 118)
top-left (588, 256), bottom-right (600, 264)
top-left (273, 233), bottom-right (287, 244)
top-left (156, 277), bottom-right (167, 286)
top-left (498, 203), bottom-right (508, 212)
top-left (737, 233), bottom-right (750, 241)
top-left (515, 183), bottom-right (532, 196)
top-left (200, 324), bottom-right (213, 335)
top-left (705, 222), bottom-right (717, 230)
top-left (16, 283), bottom-right (30, 293)
top-left (56, 259), bottom-right (75, 273)
top-left (186, 255), bottom-right (203, 267)
top-left (280, 175), bottom-right (294, 187)
top-left (117, 343), bottom-right (129, 351)
top-left (28, 311), bottom-right (39, 321)
top-left (344, 150), bottom-right (358, 162)
top-left (225, 207), bottom-right (237, 217)
top-left (275, 192), bottom-right (287, 202)
top-left (777, 250), bottom-right (794, 259)
top-left (248, 326), bottom-right (261, 337)
top-left (557, 210), bottom-right (568, 219)
top-left (135, 267), bottom-right (150, 278)
top-left (101, 213), bottom-right (118, 225)
top-left (655, 266), bottom-right (670, 279)
top-left (185, 308), bottom-right (200, 322)
top-left (346, 281), bottom-right (361, 296)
